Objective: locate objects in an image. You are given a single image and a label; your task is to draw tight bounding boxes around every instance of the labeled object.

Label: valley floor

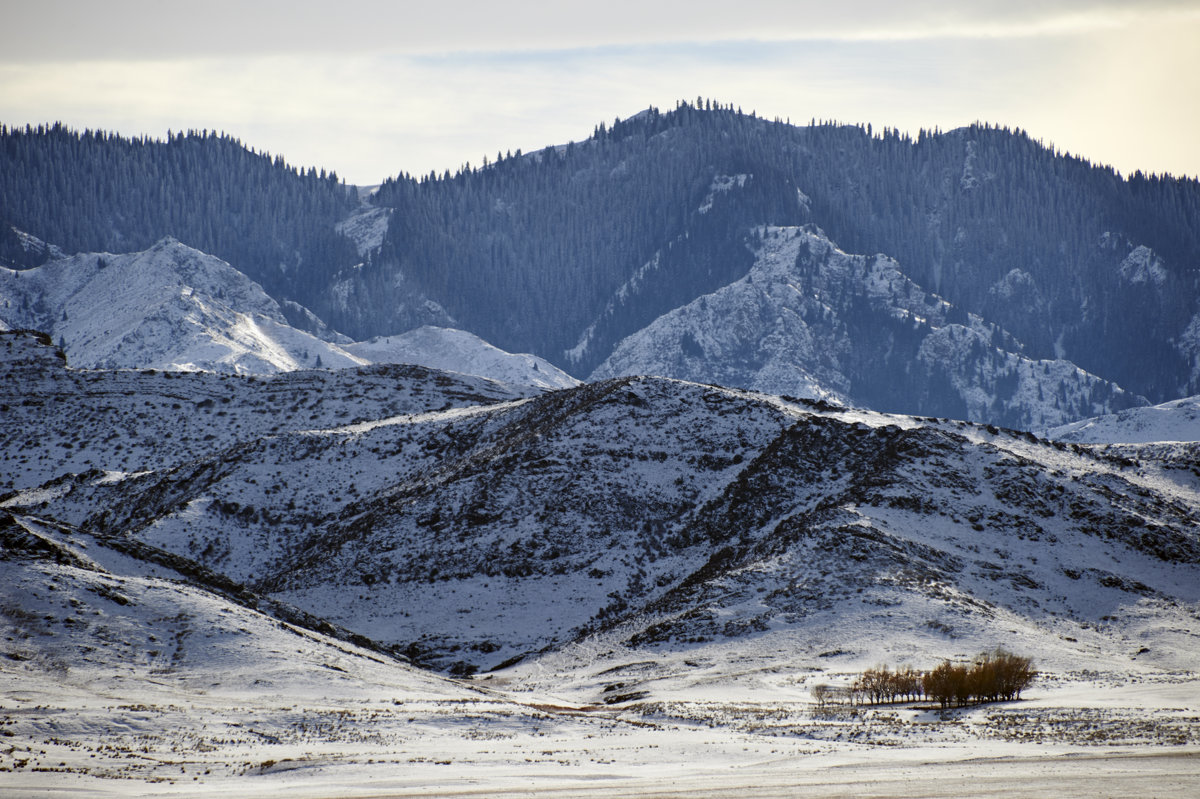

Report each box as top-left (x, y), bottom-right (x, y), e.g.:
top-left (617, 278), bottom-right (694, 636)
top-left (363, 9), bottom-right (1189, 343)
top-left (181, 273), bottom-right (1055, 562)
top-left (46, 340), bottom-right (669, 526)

top-left (4, 667), bottom-right (1198, 798)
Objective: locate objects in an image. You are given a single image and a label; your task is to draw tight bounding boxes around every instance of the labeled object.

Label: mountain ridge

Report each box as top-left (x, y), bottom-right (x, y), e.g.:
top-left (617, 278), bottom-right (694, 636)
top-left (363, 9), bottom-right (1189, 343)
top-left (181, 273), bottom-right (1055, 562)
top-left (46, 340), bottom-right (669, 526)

top-left (0, 237), bottom-right (578, 388)
top-left (7, 107), bottom-right (1199, 426)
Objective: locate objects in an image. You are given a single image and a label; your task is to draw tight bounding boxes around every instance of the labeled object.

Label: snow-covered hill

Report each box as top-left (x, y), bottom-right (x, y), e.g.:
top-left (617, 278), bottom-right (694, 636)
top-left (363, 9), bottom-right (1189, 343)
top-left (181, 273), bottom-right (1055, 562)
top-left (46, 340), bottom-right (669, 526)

top-left (0, 237), bottom-right (366, 373)
top-left (7, 339), bottom-right (1197, 682)
top-left (0, 329), bottom-right (540, 491)
top-left (592, 226), bottom-right (1146, 430)
top-left (1047, 395), bottom-right (1200, 444)
top-left (345, 326), bottom-right (580, 390)
top-left (1, 509), bottom-right (592, 788)
top-left (1, 511), bottom-right (471, 698)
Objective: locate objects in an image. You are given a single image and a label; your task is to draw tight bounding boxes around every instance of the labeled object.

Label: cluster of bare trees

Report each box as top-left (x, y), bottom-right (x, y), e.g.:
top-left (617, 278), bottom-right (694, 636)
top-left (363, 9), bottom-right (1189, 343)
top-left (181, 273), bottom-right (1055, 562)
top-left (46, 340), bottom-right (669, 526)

top-left (923, 649), bottom-right (1036, 707)
top-left (811, 649), bottom-right (1036, 709)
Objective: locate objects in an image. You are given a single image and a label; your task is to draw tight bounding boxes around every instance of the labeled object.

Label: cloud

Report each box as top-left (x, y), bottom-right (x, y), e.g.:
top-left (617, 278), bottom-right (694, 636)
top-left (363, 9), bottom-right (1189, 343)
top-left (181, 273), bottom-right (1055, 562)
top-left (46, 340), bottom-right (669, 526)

top-left (2, 2), bottom-right (1197, 183)
top-left (4, 1), bottom-right (1199, 61)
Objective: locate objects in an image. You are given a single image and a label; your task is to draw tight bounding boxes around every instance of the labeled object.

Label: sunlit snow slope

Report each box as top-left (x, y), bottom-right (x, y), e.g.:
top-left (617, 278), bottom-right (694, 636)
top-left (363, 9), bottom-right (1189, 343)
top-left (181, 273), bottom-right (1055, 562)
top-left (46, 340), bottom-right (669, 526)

top-left (0, 238), bottom-right (366, 373)
top-left (345, 326), bottom-right (579, 390)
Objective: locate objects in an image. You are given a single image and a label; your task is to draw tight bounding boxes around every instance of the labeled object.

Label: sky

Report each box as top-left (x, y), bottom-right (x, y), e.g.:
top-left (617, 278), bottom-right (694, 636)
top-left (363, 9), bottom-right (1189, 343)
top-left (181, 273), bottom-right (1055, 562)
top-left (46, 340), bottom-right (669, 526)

top-left (2, 0), bottom-right (1199, 185)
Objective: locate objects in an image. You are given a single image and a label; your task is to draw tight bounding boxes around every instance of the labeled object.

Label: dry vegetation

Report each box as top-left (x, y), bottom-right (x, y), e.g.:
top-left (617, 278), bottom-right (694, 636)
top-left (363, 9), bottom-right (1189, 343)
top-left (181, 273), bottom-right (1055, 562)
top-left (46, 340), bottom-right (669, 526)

top-left (812, 649), bottom-right (1036, 708)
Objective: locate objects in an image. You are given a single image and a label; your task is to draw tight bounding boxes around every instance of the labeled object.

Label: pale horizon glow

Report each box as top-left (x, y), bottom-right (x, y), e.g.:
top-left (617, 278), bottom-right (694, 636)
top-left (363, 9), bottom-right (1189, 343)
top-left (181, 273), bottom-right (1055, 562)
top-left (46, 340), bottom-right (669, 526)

top-left (1, 1), bottom-right (1198, 185)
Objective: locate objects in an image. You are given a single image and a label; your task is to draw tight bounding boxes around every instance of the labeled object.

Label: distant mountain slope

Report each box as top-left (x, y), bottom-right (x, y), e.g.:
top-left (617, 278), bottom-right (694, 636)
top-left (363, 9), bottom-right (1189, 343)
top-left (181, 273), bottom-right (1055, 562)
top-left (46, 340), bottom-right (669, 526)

top-left (1048, 395), bottom-right (1200, 444)
top-left (345, 326), bottom-right (580, 390)
top-left (0, 239), bottom-right (583, 387)
top-left (359, 104), bottom-right (1200, 409)
top-left (8, 352), bottom-right (1197, 677)
top-left (0, 237), bottom-right (366, 373)
top-left (593, 226), bottom-right (1144, 429)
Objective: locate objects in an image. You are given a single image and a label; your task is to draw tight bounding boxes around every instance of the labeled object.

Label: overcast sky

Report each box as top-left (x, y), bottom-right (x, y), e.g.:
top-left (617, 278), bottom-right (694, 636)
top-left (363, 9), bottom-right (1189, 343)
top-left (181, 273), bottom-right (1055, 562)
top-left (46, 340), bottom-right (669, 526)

top-left (2, 1), bottom-right (1198, 184)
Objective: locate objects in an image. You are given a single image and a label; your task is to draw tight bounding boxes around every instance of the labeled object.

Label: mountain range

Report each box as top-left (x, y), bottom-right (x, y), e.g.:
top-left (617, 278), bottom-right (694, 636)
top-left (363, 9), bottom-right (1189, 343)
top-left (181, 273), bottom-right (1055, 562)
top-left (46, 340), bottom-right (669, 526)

top-left (4, 105), bottom-right (1200, 426)
top-left (2, 106), bottom-right (1199, 792)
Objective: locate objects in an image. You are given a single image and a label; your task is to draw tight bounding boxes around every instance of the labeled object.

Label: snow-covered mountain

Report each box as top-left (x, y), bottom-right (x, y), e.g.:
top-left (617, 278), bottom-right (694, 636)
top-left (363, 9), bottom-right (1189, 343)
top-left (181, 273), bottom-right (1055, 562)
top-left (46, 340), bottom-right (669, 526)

top-left (346, 326), bottom-right (579, 390)
top-left (0, 237), bottom-right (367, 373)
top-left (6, 334), bottom-right (1196, 681)
top-left (0, 237), bottom-right (582, 389)
top-left (4, 327), bottom-right (1199, 793)
top-left (1047, 395), bottom-right (1200, 444)
top-left (593, 226), bottom-right (1145, 430)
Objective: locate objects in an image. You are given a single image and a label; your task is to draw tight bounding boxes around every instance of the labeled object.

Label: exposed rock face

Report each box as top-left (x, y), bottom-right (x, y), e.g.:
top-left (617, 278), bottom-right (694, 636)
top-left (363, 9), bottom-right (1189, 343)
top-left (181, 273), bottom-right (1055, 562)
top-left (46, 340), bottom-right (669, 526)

top-left (594, 227), bottom-right (1144, 429)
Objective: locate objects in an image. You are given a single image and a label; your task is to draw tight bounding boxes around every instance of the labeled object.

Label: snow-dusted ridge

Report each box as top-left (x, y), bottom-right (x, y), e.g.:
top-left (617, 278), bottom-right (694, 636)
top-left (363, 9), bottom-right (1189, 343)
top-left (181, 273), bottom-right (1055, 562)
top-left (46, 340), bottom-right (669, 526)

top-left (1047, 394), bottom-right (1200, 444)
top-left (0, 237), bottom-right (366, 373)
top-left (345, 325), bottom-right (579, 390)
top-left (0, 329), bottom-right (540, 491)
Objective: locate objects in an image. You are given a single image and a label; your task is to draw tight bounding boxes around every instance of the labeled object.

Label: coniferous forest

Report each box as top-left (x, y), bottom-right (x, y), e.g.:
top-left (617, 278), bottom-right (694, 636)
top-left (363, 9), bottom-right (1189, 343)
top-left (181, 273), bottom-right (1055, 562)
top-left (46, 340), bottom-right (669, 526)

top-left (0, 123), bottom-right (358, 302)
top-left (4, 102), bottom-right (1200, 408)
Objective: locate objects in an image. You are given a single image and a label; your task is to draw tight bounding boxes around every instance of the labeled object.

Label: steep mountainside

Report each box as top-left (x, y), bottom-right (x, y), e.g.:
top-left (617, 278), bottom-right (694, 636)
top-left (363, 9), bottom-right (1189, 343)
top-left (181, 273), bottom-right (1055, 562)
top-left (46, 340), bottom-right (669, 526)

top-left (360, 104), bottom-right (1200, 407)
top-left (0, 124), bottom-right (359, 300)
top-left (593, 226), bottom-right (1143, 429)
top-left (6, 335), bottom-right (1198, 679)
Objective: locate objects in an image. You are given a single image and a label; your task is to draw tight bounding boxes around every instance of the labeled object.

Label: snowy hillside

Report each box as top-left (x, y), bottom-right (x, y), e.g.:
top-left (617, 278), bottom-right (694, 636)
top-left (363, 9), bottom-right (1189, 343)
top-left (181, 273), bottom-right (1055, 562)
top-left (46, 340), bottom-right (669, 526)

top-left (345, 326), bottom-right (580, 390)
top-left (593, 226), bottom-right (1145, 430)
top-left (4, 329), bottom-right (1199, 795)
top-left (7, 337), bottom-right (1197, 681)
top-left (0, 330), bottom-right (539, 491)
top-left (1048, 395), bottom-right (1200, 444)
top-left (1, 510), bottom-right (588, 789)
top-left (0, 237), bottom-right (366, 373)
